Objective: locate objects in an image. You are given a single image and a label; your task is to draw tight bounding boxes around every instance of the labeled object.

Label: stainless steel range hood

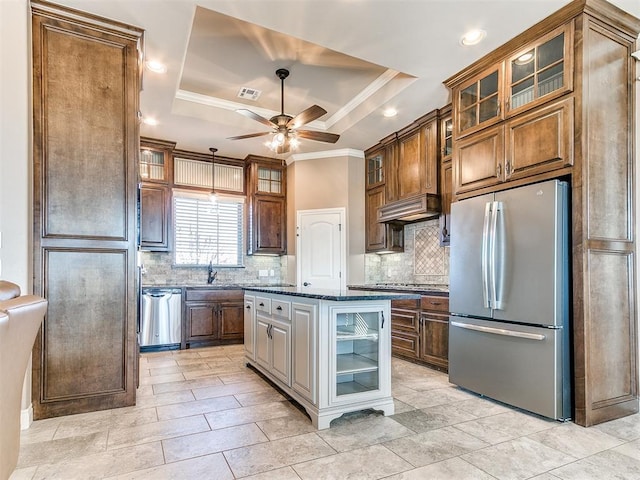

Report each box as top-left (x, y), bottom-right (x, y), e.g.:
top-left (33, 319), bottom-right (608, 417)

top-left (378, 193), bottom-right (441, 223)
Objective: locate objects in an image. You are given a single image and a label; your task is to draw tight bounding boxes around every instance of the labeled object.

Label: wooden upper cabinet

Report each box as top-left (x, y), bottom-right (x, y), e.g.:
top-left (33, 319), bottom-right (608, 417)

top-left (505, 23), bottom-right (573, 117)
top-left (454, 124), bottom-right (505, 194)
top-left (246, 156), bottom-right (287, 255)
top-left (454, 65), bottom-right (503, 138)
top-left (395, 113), bottom-right (439, 200)
top-left (366, 148), bottom-right (385, 188)
top-left (440, 108), bottom-right (453, 163)
top-left (140, 138), bottom-right (175, 184)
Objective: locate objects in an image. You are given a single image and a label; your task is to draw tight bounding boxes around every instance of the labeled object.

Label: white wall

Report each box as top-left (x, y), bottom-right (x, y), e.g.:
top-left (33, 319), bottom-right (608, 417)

top-left (1, 0), bottom-right (31, 290)
top-left (1, 0), bottom-right (34, 426)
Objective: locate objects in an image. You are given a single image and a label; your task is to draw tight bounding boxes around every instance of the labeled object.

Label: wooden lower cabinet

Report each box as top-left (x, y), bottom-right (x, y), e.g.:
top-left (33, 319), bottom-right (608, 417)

top-left (183, 289), bottom-right (244, 348)
top-left (391, 294), bottom-right (449, 372)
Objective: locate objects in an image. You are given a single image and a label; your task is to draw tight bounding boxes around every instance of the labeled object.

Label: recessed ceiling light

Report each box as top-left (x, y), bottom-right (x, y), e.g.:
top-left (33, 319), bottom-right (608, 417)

top-left (145, 60), bottom-right (167, 74)
top-left (143, 117), bottom-right (158, 126)
top-left (460, 29), bottom-right (486, 46)
top-left (383, 108), bottom-right (397, 118)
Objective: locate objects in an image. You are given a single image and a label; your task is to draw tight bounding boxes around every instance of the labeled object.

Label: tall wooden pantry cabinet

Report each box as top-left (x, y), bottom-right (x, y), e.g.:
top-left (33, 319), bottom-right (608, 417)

top-left (31, 0), bottom-right (143, 418)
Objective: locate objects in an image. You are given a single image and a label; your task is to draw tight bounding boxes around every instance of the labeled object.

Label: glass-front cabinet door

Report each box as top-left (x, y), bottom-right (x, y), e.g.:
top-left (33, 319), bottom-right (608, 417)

top-left (506, 24), bottom-right (573, 116)
top-left (139, 147), bottom-right (169, 182)
top-left (330, 305), bottom-right (390, 404)
top-left (366, 150), bottom-right (385, 188)
top-left (456, 65), bottom-right (502, 137)
top-left (256, 166), bottom-right (283, 194)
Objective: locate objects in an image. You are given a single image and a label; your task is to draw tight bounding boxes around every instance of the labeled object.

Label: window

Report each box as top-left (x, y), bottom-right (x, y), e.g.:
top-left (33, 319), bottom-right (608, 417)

top-left (174, 191), bottom-right (244, 267)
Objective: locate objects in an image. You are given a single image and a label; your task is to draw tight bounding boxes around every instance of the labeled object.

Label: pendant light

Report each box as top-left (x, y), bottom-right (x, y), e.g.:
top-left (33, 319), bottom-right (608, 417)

top-left (209, 147), bottom-right (218, 203)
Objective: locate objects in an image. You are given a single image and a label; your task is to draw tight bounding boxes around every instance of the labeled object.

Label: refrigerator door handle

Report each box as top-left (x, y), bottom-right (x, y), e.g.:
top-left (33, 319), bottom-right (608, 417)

top-left (481, 202), bottom-right (492, 308)
top-left (491, 201), bottom-right (505, 310)
top-left (451, 321), bottom-right (546, 341)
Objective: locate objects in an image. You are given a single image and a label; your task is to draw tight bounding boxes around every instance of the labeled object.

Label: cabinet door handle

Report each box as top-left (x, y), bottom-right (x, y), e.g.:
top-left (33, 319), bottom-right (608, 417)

top-left (246, 305), bottom-right (251, 309)
top-left (496, 164), bottom-right (502, 178)
top-left (303, 282), bottom-right (311, 287)
top-left (381, 312), bottom-right (385, 329)
top-left (505, 161), bottom-right (511, 176)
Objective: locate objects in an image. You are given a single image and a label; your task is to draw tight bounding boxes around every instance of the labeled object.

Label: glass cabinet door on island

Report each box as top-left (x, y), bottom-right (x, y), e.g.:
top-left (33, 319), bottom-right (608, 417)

top-left (331, 307), bottom-right (389, 403)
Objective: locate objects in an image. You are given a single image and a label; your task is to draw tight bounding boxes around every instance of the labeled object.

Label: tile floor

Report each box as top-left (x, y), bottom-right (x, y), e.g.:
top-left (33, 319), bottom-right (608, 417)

top-left (10, 345), bottom-right (640, 479)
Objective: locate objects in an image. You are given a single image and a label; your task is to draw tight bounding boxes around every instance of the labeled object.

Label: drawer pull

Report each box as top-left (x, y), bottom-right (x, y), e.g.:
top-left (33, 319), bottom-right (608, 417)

top-left (259, 302), bottom-right (265, 307)
top-left (246, 305), bottom-right (251, 309)
top-left (276, 306), bottom-right (282, 311)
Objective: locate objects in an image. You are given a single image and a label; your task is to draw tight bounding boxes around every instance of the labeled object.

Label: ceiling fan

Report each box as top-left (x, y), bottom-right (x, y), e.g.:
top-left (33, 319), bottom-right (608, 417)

top-left (228, 68), bottom-right (340, 154)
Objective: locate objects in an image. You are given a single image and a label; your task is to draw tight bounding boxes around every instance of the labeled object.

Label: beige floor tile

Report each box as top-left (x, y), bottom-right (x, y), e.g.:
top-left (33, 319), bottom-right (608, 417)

top-left (527, 422), bottom-right (624, 459)
top-left (223, 432), bottom-right (335, 477)
top-left (550, 449), bottom-right (640, 479)
top-left (162, 423), bottom-right (268, 462)
top-left (454, 396), bottom-right (514, 418)
top-left (205, 400), bottom-right (299, 430)
top-left (156, 395), bottom-right (240, 420)
top-left (53, 407), bottom-right (158, 440)
top-left (107, 415), bottom-right (210, 449)
top-left (134, 389), bottom-right (196, 408)
top-left (317, 415), bottom-right (414, 452)
top-left (256, 412), bottom-right (318, 440)
top-left (192, 379), bottom-right (270, 400)
top-left (391, 403), bottom-right (478, 433)
top-left (149, 362), bottom-right (210, 376)
top-left (395, 386), bottom-right (477, 409)
top-left (17, 431), bottom-right (108, 468)
top-left (105, 452), bottom-right (234, 480)
top-left (30, 442), bottom-right (164, 479)
top-left (593, 412), bottom-right (640, 442)
top-left (293, 444), bottom-right (413, 480)
top-left (383, 457), bottom-right (497, 480)
top-left (235, 389), bottom-right (287, 407)
top-left (462, 436), bottom-right (576, 479)
top-left (218, 371), bottom-right (262, 384)
top-left (19, 417), bottom-right (62, 445)
top-left (182, 368), bottom-right (223, 380)
top-left (384, 425), bottom-right (490, 467)
top-left (151, 375), bottom-right (224, 394)
top-left (138, 372), bottom-right (185, 386)
top-left (8, 466), bottom-right (37, 480)
top-left (613, 438), bottom-right (640, 461)
top-left (453, 410), bottom-right (556, 445)
top-left (241, 466), bottom-right (302, 479)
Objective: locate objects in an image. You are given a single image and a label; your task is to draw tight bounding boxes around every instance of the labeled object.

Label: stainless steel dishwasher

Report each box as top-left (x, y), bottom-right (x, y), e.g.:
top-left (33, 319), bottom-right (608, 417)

top-left (140, 288), bottom-right (182, 350)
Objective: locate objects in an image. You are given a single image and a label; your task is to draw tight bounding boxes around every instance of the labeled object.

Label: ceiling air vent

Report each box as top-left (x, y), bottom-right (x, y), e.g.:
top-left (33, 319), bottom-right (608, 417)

top-left (237, 87), bottom-right (261, 101)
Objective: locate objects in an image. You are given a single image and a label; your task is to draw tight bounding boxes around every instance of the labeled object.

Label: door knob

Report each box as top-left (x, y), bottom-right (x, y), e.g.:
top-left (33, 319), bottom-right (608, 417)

top-left (303, 282), bottom-right (311, 286)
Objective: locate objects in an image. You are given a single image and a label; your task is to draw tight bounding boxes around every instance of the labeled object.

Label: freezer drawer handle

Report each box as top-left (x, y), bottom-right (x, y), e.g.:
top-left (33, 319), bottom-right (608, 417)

top-left (451, 321), bottom-right (546, 341)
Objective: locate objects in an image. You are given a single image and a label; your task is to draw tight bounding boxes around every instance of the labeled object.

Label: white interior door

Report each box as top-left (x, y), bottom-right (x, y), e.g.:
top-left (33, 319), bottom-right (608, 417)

top-left (297, 208), bottom-right (346, 290)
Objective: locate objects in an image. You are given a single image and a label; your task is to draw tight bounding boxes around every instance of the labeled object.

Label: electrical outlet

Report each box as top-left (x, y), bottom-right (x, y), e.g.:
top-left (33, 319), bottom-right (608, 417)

top-left (269, 269), bottom-right (274, 277)
top-left (258, 269), bottom-right (268, 277)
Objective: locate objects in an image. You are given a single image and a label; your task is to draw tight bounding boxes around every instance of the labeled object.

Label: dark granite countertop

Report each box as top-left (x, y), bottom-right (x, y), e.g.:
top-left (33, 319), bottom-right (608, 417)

top-left (348, 284), bottom-right (449, 297)
top-left (142, 283), bottom-right (294, 290)
top-left (242, 285), bottom-right (420, 301)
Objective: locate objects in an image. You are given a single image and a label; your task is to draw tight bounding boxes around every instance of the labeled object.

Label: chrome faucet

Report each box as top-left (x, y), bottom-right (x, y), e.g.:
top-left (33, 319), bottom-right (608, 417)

top-left (207, 261), bottom-right (217, 284)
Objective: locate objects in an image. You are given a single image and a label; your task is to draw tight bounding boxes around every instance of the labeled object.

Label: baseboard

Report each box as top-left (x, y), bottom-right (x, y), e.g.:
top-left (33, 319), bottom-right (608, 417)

top-left (20, 404), bottom-right (33, 430)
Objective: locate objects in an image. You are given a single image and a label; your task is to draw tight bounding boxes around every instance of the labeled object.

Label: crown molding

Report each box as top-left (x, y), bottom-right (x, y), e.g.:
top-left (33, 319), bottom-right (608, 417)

top-left (287, 148), bottom-right (364, 164)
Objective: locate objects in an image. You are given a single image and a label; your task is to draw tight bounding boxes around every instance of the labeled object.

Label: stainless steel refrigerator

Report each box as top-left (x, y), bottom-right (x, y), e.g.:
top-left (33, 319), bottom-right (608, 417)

top-left (448, 179), bottom-right (571, 421)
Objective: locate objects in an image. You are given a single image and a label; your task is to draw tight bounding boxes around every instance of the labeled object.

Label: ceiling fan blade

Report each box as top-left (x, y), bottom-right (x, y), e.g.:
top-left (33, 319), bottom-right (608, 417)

top-left (235, 109), bottom-right (276, 128)
top-left (287, 105), bottom-right (327, 129)
top-left (296, 129), bottom-right (340, 144)
top-left (227, 131), bottom-right (271, 140)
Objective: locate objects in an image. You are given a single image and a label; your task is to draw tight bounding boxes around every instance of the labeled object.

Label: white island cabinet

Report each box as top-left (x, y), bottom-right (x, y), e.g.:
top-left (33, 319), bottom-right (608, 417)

top-left (243, 287), bottom-right (419, 429)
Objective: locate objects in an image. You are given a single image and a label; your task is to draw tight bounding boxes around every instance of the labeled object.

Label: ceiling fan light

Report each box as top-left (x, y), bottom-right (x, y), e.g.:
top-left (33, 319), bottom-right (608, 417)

top-left (289, 137), bottom-right (300, 149)
top-left (273, 132), bottom-right (286, 146)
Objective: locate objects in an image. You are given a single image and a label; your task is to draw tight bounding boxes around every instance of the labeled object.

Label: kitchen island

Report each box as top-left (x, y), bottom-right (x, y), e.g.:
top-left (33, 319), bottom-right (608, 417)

top-left (242, 286), bottom-right (420, 429)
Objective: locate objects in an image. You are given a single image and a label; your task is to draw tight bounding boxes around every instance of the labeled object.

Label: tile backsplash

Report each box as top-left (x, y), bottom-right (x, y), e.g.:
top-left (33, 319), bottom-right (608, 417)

top-left (140, 251), bottom-right (286, 286)
top-left (364, 218), bottom-right (449, 285)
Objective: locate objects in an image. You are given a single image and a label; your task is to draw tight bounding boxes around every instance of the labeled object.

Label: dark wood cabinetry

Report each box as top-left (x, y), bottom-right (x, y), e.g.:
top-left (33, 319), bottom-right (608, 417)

top-left (31, 1), bottom-right (143, 419)
top-left (365, 153), bottom-right (404, 254)
top-left (183, 289), bottom-right (244, 348)
top-left (139, 138), bottom-right (175, 252)
top-left (391, 294), bottom-right (449, 372)
top-left (246, 156), bottom-right (287, 255)
top-left (445, 0), bottom-right (640, 426)
top-left (439, 106), bottom-right (453, 246)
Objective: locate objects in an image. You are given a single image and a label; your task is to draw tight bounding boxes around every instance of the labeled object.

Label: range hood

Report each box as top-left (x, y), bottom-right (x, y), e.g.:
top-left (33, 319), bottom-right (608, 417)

top-left (378, 194), bottom-right (441, 223)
